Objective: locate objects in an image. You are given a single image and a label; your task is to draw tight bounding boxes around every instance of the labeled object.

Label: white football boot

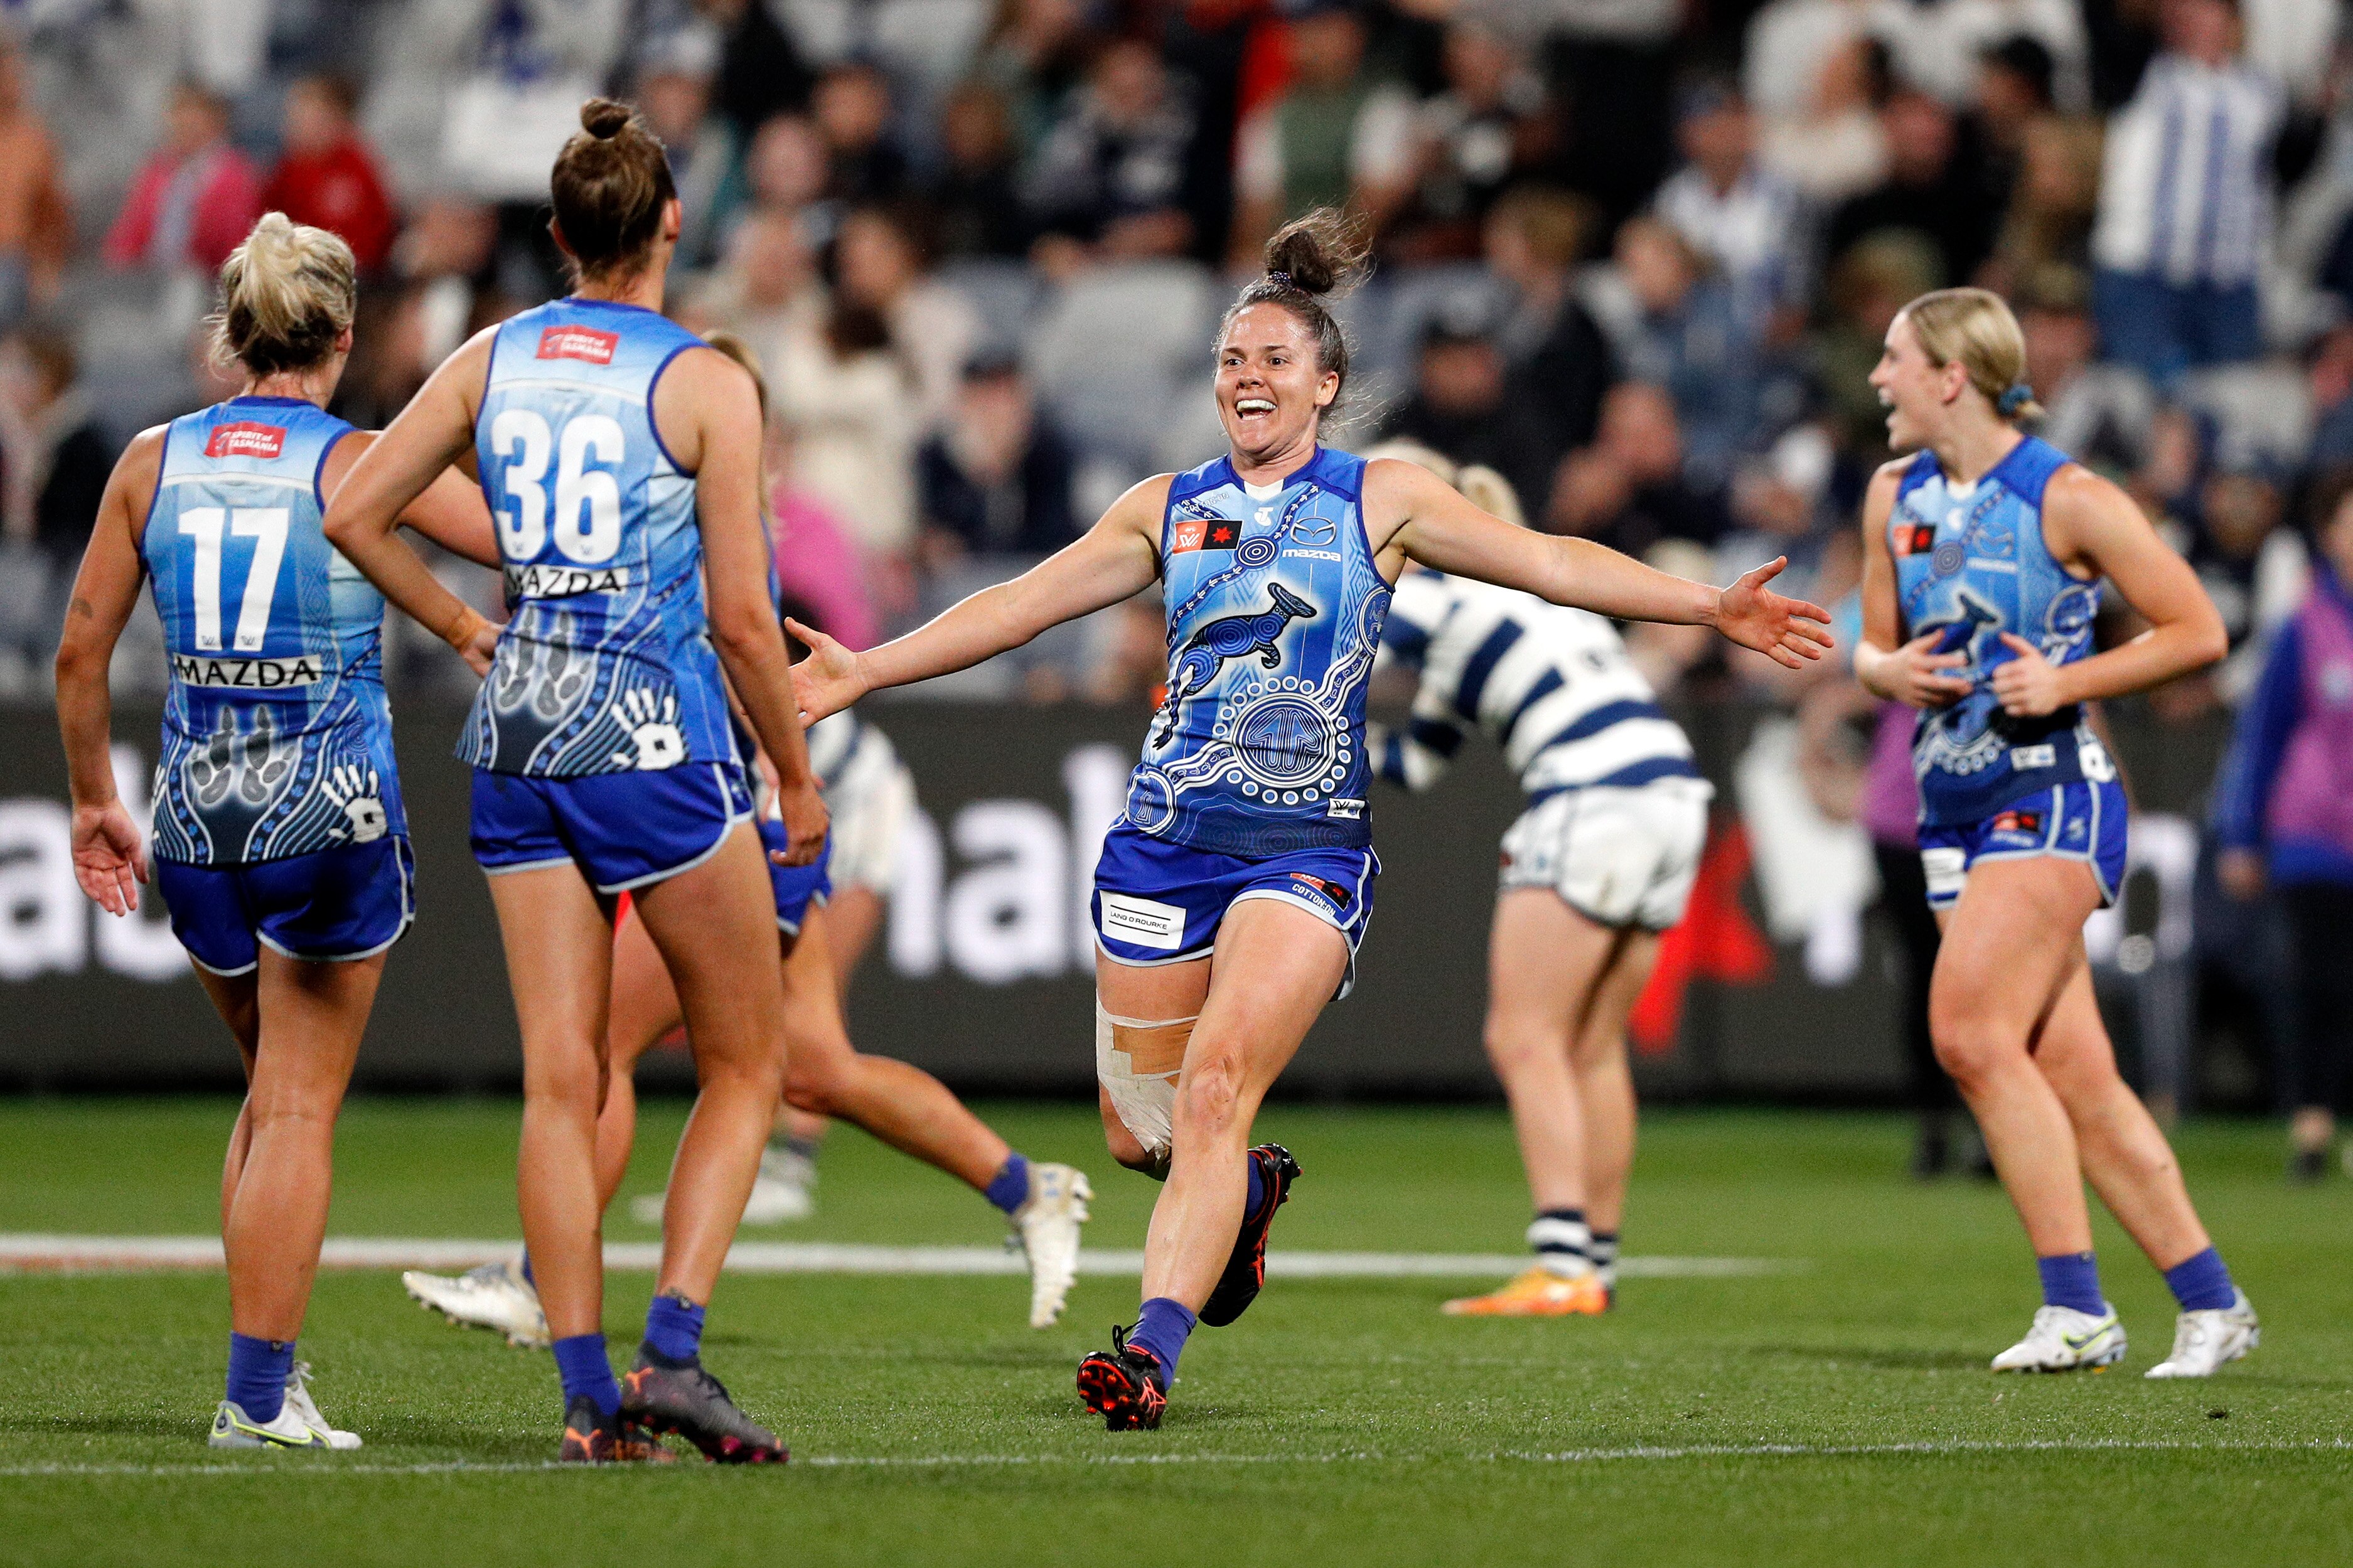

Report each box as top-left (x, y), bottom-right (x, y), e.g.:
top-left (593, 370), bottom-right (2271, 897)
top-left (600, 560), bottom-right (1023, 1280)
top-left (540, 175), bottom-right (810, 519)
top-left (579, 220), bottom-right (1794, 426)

top-left (281, 1361), bottom-right (362, 1449)
top-left (208, 1399), bottom-right (328, 1449)
top-left (2145, 1289), bottom-right (2259, 1378)
top-left (739, 1146), bottom-right (818, 1224)
top-left (1010, 1163), bottom-right (1091, 1328)
top-left (1990, 1304), bottom-right (2128, 1372)
top-left (400, 1259), bottom-right (550, 1348)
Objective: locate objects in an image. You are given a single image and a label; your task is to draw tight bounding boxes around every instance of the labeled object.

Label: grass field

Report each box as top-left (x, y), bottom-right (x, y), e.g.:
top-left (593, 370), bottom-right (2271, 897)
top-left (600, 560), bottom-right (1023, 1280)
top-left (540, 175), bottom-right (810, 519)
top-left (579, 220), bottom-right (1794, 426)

top-left (1, 1099), bottom-right (2348, 1567)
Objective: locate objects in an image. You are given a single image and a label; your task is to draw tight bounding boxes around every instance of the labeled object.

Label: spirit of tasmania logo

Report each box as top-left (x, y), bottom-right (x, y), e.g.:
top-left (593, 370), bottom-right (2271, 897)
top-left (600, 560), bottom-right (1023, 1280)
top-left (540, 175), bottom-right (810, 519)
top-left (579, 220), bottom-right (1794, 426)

top-left (537, 326), bottom-right (618, 365)
top-left (204, 422), bottom-right (286, 460)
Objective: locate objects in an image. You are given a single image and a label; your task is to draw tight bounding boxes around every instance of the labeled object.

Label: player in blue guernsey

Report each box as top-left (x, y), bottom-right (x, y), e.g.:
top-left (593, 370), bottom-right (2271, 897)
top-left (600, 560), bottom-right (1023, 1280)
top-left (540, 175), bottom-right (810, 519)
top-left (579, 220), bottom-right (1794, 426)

top-left (53, 215), bottom-right (498, 1451)
top-left (325, 102), bottom-right (822, 1463)
top-left (1857, 287), bottom-right (2257, 1378)
top-left (789, 210), bottom-right (1833, 1429)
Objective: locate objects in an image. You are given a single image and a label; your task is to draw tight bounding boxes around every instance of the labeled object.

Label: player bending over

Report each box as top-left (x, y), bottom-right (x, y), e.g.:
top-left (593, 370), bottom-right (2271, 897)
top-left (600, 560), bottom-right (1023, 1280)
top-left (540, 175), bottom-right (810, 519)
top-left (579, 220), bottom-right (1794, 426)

top-left (1361, 443), bottom-right (1707, 1316)
top-left (56, 214), bottom-right (498, 1449)
top-left (1856, 287), bottom-right (2256, 1377)
top-left (789, 209), bottom-right (1831, 1429)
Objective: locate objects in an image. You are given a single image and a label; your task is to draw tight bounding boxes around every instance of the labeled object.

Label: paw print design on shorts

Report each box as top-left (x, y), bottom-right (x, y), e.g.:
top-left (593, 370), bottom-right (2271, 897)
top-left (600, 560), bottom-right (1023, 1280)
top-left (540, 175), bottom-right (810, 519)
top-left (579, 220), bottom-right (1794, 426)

top-left (323, 764), bottom-right (388, 843)
top-left (616, 686), bottom-right (685, 771)
top-left (236, 706), bottom-right (298, 806)
top-left (186, 707), bottom-right (240, 808)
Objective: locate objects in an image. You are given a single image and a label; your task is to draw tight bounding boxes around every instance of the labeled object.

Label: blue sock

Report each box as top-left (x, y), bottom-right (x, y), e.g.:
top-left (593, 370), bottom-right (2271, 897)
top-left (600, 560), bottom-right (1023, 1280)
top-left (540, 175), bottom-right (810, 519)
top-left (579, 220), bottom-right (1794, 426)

top-left (2037, 1251), bottom-right (2106, 1316)
top-left (1245, 1156), bottom-right (1266, 1217)
top-left (642, 1291), bottom-right (706, 1366)
top-left (1127, 1296), bottom-right (1196, 1378)
top-left (2163, 1247), bottom-right (2236, 1312)
top-left (984, 1152), bottom-right (1032, 1216)
top-left (520, 1252), bottom-right (533, 1288)
top-left (225, 1332), bottom-right (293, 1423)
top-left (551, 1333), bottom-right (621, 1419)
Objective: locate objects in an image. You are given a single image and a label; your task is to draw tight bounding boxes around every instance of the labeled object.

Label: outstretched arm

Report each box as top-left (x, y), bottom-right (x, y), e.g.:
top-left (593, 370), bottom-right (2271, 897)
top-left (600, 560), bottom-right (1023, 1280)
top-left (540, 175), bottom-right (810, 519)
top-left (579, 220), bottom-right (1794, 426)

top-left (1371, 458), bottom-right (1833, 669)
top-left (322, 333), bottom-right (501, 673)
top-left (55, 429), bottom-right (162, 914)
top-left (790, 476), bottom-right (1167, 722)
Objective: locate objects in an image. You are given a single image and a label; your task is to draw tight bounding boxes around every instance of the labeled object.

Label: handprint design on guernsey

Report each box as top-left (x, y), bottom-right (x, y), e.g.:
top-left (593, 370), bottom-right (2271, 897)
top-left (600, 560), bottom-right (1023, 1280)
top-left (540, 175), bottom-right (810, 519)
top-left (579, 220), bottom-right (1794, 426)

top-left (322, 764), bottom-right (388, 843)
top-left (615, 686), bottom-right (685, 771)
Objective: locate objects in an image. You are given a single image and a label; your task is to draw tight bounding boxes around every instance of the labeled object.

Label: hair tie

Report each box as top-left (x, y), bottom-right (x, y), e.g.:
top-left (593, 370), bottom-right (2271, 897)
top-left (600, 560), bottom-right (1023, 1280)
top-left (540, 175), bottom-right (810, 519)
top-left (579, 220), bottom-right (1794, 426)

top-left (1267, 270), bottom-right (1292, 287)
top-left (1997, 382), bottom-right (2035, 417)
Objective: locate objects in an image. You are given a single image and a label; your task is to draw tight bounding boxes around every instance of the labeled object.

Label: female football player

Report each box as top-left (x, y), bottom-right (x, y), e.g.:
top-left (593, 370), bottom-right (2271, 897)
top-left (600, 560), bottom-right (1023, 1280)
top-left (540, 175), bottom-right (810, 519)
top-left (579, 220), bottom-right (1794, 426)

top-left (1855, 287), bottom-right (2255, 1376)
top-left (56, 213), bottom-right (496, 1449)
top-left (1361, 444), bottom-right (1707, 1317)
top-left (789, 208), bottom-right (1831, 1429)
top-left (326, 100), bottom-right (820, 1463)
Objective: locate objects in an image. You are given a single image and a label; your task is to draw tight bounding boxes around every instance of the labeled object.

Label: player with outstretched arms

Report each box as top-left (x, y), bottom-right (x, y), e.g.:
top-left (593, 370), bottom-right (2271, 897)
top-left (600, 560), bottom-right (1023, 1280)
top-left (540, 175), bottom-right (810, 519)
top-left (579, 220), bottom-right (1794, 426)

top-left (788, 208), bottom-right (1832, 1429)
top-left (1855, 287), bottom-right (2257, 1377)
top-left (324, 100), bottom-right (822, 1462)
top-left (53, 213), bottom-right (498, 1449)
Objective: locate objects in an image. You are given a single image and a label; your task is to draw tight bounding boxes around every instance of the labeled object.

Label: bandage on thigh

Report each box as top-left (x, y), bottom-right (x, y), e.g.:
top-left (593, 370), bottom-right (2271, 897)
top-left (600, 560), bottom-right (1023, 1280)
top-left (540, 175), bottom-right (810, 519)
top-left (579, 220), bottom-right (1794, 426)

top-left (1095, 1001), bottom-right (1198, 1161)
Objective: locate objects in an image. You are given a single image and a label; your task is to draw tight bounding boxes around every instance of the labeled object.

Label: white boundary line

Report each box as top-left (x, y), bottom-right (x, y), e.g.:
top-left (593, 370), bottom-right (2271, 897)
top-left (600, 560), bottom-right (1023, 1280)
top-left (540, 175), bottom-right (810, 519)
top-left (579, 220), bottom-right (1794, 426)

top-left (0, 1235), bottom-right (1799, 1281)
top-left (1, 1438), bottom-right (2345, 1478)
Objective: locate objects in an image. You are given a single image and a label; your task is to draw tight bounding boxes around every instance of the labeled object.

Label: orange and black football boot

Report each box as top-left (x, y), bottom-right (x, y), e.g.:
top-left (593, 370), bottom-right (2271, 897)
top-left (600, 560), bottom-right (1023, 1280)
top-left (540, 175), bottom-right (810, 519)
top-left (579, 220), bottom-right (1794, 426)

top-left (621, 1352), bottom-right (788, 1464)
top-left (1198, 1143), bottom-right (1300, 1327)
top-left (557, 1394), bottom-right (676, 1463)
top-left (1076, 1324), bottom-right (1169, 1431)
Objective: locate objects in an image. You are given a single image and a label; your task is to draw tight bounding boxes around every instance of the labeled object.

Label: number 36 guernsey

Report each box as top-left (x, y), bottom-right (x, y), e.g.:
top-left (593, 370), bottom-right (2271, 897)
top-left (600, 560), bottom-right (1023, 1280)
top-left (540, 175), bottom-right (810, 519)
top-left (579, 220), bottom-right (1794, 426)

top-left (463, 298), bottom-right (737, 777)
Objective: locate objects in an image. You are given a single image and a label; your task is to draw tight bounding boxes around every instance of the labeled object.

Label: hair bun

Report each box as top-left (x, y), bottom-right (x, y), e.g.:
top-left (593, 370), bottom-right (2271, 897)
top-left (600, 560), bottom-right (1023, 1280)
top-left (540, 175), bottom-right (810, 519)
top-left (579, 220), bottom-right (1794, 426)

top-left (581, 97), bottom-right (633, 139)
top-left (1262, 209), bottom-right (1368, 299)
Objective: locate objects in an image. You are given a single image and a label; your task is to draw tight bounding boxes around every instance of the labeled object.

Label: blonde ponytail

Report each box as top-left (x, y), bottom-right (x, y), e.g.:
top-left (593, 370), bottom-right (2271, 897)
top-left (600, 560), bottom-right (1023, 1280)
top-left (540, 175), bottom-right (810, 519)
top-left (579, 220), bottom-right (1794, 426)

top-left (1900, 287), bottom-right (2042, 424)
top-left (208, 212), bottom-right (358, 375)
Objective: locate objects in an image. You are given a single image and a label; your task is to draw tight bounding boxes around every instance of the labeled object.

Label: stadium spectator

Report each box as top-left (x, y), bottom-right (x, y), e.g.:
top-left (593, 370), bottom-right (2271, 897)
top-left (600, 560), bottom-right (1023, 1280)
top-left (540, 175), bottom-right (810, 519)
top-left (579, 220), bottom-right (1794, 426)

top-left (1811, 230), bottom-right (1941, 457)
top-left (1486, 186), bottom-right (1615, 457)
top-left (1823, 87), bottom-right (1999, 291)
top-left (1984, 112), bottom-right (2104, 292)
top-left (736, 113), bottom-right (836, 248)
top-left (1021, 38), bottom-right (1201, 271)
top-left (2017, 263), bottom-right (2156, 469)
top-left (2187, 449), bottom-right (2303, 703)
top-left (706, 0), bottom-right (815, 135)
top-left (101, 82), bottom-right (264, 275)
top-left (2308, 325), bottom-right (2353, 467)
top-left (835, 205), bottom-right (982, 433)
top-left (916, 350), bottom-right (1081, 562)
top-left (1744, 0), bottom-right (1901, 121)
top-left (1651, 80), bottom-right (1810, 339)
top-left (813, 62), bottom-right (909, 203)
top-left (1228, 0), bottom-right (1417, 264)
top-left (1757, 32), bottom-right (1891, 203)
top-left (634, 34), bottom-right (737, 269)
top-left (2089, 0), bottom-right (2283, 384)
top-left (1376, 299), bottom-right (1561, 514)
top-left (0, 324), bottom-right (110, 569)
top-left (1545, 0), bottom-right (1683, 223)
top-left (768, 420), bottom-right (882, 654)
top-left (769, 296), bottom-right (920, 563)
top-left (260, 76), bottom-right (399, 275)
top-left (929, 83), bottom-right (1029, 260)
top-left (0, 39), bottom-right (68, 328)
top-left (1545, 381), bottom-right (1726, 558)
top-left (973, 0), bottom-right (1098, 158)
top-left (1386, 21), bottom-right (1548, 262)
top-left (1905, 0), bottom-right (2088, 112)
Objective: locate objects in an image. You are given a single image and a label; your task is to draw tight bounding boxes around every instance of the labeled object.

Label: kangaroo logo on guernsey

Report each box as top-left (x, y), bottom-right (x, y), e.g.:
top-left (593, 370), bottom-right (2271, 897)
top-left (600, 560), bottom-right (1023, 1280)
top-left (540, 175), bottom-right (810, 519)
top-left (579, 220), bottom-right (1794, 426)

top-left (536, 325), bottom-right (618, 365)
top-left (203, 422), bottom-right (286, 461)
top-left (1154, 584), bottom-right (1317, 745)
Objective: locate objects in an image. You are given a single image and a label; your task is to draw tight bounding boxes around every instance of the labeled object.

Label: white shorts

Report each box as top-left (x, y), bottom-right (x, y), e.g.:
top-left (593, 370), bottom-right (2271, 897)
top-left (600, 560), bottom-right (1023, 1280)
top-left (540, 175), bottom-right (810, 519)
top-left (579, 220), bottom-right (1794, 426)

top-left (825, 730), bottom-right (916, 895)
top-left (1498, 779), bottom-right (1712, 931)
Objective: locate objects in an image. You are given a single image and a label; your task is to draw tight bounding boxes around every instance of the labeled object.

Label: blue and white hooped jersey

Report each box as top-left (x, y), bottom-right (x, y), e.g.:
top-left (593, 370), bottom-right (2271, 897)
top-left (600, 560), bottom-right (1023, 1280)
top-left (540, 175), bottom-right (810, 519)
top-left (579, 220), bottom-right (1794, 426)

top-left (1130, 446), bottom-right (1390, 858)
top-left (461, 298), bottom-right (736, 777)
top-left (1891, 435), bottom-right (2114, 827)
top-left (142, 397), bottom-right (402, 865)
top-left (1376, 570), bottom-right (1705, 804)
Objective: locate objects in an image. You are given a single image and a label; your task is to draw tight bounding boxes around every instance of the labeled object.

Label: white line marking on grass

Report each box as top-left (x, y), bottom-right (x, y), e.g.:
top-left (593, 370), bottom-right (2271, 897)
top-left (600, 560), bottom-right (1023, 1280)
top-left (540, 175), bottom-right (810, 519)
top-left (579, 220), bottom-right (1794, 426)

top-left (0, 1235), bottom-right (1798, 1281)
top-left (3, 1439), bottom-right (2347, 1479)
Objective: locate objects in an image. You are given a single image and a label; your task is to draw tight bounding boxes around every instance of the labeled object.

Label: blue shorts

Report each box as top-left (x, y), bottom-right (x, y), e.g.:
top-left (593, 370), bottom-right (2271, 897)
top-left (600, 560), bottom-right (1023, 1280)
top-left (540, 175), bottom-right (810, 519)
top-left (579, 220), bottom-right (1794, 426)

top-left (1090, 819), bottom-right (1380, 998)
top-left (1919, 779), bottom-right (2128, 912)
top-left (471, 762), bottom-right (752, 894)
top-left (156, 836), bottom-right (414, 976)
top-left (759, 821), bottom-right (832, 935)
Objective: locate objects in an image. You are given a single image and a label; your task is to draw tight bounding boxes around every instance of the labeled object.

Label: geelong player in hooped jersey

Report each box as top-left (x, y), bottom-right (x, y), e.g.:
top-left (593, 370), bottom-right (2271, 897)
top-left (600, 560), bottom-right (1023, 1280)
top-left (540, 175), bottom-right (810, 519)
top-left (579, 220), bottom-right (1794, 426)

top-left (54, 215), bottom-right (498, 1450)
top-left (789, 209), bottom-right (1833, 1430)
top-left (1857, 287), bottom-right (2258, 1377)
top-left (326, 102), bottom-right (823, 1463)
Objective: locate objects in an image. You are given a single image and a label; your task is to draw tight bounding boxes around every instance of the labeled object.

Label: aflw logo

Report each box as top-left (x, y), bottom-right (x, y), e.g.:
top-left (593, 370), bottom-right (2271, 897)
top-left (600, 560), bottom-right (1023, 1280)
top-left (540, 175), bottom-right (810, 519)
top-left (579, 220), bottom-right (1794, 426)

top-left (537, 326), bottom-right (618, 365)
top-left (204, 422), bottom-right (286, 461)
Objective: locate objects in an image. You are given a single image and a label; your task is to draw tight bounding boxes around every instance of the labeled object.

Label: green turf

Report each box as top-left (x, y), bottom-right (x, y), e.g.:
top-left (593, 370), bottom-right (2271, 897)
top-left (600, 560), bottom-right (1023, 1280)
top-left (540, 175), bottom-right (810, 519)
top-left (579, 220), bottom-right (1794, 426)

top-left (1, 1100), bottom-right (2347, 1567)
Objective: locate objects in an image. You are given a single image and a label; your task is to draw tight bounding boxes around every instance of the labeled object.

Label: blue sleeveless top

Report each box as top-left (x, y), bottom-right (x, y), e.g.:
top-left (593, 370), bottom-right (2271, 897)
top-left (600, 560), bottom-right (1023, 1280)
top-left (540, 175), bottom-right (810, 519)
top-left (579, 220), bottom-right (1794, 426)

top-left (461, 297), bottom-right (737, 777)
top-left (142, 397), bottom-right (404, 865)
top-left (1128, 445), bottom-right (1391, 856)
top-left (1890, 435), bottom-right (2112, 827)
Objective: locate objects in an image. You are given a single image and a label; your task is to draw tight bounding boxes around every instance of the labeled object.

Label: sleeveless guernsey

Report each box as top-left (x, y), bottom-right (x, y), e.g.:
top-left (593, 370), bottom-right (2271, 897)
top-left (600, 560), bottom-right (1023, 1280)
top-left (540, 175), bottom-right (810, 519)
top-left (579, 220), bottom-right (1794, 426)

top-left (1130, 445), bottom-right (1391, 857)
top-left (461, 297), bottom-right (736, 777)
top-left (1890, 435), bottom-right (2113, 828)
top-left (142, 397), bottom-right (402, 865)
